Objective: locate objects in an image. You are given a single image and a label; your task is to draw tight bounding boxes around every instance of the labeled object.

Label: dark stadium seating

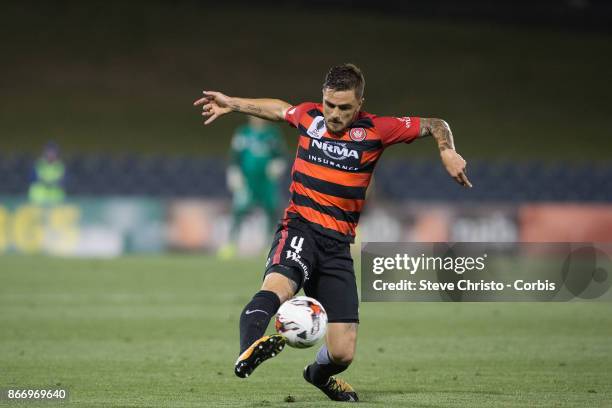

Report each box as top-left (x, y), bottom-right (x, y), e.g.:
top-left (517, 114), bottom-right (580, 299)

top-left (375, 160), bottom-right (612, 202)
top-left (1, 153), bottom-right (610, 202)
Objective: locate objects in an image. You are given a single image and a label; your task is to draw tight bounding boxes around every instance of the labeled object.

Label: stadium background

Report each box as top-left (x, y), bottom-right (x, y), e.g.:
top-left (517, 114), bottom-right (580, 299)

top-left (1, 1), bottom-right (611, 406)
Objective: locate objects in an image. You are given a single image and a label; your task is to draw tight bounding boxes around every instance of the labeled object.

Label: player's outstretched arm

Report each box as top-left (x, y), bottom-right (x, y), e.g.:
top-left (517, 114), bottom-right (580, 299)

top-left (420, 118), bottom-right (473, 188)
top-left (193, 91), bottom-right (292, 125)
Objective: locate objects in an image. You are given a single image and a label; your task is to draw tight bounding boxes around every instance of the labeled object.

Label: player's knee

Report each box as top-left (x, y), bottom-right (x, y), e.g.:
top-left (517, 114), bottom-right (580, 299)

top-left (326, 322), bottom-right (358, 365)
top-left (327, 338), bottom-right (357, 365)
top-left (329, 348), bottom-right (354, 366)
top-left (261, 272), bottom-right (296, 303)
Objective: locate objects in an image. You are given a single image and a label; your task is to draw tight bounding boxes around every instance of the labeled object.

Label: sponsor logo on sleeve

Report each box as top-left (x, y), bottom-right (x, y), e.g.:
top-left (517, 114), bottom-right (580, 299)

top-left (397, 117), bottom-right (412, 128)
top-left (306, 116), bottom-right (326, 139)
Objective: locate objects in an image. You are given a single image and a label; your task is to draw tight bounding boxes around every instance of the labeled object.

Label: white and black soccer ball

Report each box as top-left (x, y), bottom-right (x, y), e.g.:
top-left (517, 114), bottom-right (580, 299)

top-left (275, 296), bottom-right (327, 348)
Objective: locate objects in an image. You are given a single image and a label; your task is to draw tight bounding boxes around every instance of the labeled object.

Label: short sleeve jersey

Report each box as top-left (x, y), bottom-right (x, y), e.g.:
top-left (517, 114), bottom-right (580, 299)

top-left (283, 102), bottom-right (420, 242)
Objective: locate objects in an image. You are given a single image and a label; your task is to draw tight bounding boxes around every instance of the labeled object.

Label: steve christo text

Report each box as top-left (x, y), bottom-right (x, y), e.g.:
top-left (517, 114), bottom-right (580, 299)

top-left (372, 279), bottom-right (556, 292)
top-left (369, 253), bottom-right (556, 292)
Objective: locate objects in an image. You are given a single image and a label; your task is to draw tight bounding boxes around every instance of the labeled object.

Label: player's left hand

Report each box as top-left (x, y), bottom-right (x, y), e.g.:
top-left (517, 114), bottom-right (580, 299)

top-left (440, 149), bottom-right (472, 188)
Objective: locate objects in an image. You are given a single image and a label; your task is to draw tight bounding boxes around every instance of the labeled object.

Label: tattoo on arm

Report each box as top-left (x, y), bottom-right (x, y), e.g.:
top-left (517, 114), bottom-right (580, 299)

top-left (419, 118), bottom-right (455, 152)
top-left (230, 98), bottom-right (286, 121)
top-left (245, 104), bottom-right (262, 114)
top-left (230, 103), bottom-right (261, 114)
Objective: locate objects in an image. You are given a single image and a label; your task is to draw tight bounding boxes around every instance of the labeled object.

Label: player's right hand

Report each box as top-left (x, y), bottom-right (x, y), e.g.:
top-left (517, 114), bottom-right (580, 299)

top-left (193, 90), bottom-right (233, 125)
top-left (440, 149), bottom-right (472, 188)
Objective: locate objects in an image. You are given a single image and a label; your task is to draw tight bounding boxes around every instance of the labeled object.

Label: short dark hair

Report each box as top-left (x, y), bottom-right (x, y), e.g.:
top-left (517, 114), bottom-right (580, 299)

top-left (323, 63), bottom-right (365, 99)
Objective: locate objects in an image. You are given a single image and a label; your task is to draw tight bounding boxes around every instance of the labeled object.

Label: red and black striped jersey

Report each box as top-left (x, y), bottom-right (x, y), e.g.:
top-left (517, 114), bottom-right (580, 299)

top-left (283, 102), bottom-right (421, 242)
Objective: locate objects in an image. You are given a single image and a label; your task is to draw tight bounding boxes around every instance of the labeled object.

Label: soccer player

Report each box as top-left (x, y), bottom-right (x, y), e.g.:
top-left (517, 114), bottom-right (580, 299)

top-left (29, 142), bottom-right (66, 206)
top-left (193, 64), bottom-right (471, 402)
top-left (219, 116), bottom-right (287, 259)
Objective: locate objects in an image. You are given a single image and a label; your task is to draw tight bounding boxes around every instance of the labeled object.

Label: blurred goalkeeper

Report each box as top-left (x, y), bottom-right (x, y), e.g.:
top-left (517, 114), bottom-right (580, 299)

top-left (219, 116), bottom-right (287, 259)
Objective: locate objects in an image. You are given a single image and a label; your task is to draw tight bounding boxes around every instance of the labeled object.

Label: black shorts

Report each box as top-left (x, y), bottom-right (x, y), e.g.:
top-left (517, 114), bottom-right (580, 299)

top-left (264, 217), bottom-right (359, 323)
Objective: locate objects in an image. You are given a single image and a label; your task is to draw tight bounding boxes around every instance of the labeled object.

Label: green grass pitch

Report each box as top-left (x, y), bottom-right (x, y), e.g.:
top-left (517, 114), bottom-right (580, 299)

top-left (1, 255), bottom-right (611, 407)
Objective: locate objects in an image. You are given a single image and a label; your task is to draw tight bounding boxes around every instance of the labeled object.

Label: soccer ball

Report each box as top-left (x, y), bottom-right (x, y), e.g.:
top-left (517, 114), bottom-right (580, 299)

top-left (275, 296), bottom-right (327, 348)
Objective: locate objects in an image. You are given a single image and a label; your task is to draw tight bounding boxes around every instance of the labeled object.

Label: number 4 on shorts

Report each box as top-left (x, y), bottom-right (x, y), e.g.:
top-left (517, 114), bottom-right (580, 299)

top-left (290, 236), bottom-right (304, 254)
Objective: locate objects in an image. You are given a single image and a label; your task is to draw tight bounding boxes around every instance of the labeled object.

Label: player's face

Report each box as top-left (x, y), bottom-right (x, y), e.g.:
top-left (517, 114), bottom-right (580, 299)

top-left (322, 88), bottom-right (363, 134)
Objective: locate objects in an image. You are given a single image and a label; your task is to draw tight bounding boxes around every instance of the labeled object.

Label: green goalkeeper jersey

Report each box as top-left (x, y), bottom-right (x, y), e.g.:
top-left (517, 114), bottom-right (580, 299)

top-left (231, 123), bottom-right (286, 185)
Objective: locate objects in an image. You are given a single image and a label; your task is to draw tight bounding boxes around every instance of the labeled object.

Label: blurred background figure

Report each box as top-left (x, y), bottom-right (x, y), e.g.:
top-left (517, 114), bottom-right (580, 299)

top-left (28, 142), bottom-right (66, 206)
top-left (219, 116), bottom-right (287, 259)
